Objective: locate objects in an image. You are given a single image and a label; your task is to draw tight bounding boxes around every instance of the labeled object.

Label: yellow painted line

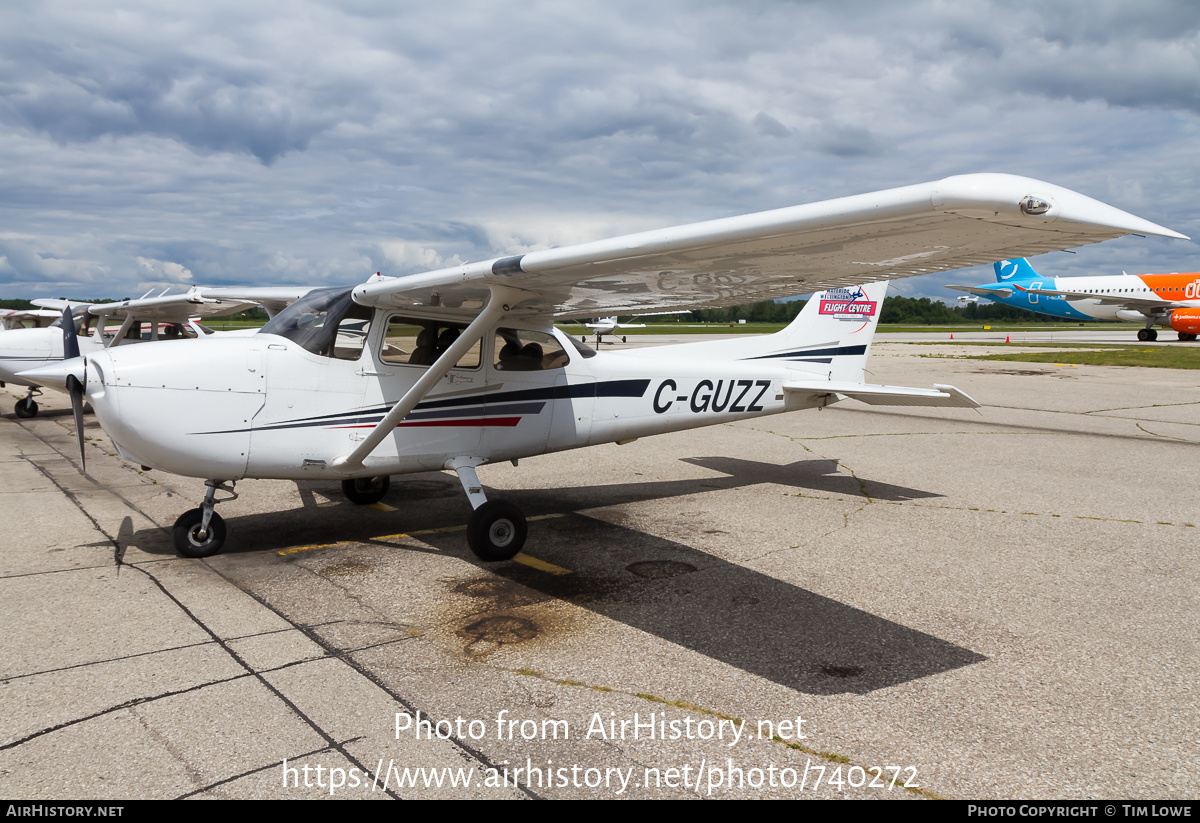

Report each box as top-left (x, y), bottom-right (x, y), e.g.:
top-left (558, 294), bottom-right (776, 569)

top-left (409, 524), bottom-right (467, 536)
top-left (512, 553), bottom-right (571, 575)
top-left (370, 502), bottom-right (399, 511)
top-left (278, 541), bottom-right (347, 556)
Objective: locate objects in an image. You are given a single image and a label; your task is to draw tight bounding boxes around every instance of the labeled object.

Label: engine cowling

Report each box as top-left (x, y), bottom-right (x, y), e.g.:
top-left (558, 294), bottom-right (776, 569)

top-left (1169, 308), bottom-right (1200, 334)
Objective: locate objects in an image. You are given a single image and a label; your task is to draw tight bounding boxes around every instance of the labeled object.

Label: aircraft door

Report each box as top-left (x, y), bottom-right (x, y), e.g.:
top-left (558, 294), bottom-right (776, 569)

top-left (480, 327), bottom-right (572, 458)
top-left (371, 314), bottom-right (486, 462)
top-left (1029, 281), bottom-right (1041, 305)
top-left (547, 374), bottom-right (593, 452)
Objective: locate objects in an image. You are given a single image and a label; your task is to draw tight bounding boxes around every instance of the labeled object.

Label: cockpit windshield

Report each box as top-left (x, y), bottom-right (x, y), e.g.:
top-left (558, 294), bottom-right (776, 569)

top-left (48, 306), bottom-right (91, 334)
top-left (259, 286), bottom-right (372, 358)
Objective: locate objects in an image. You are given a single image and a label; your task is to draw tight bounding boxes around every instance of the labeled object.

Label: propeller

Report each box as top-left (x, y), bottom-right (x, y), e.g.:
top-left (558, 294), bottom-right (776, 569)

top-left (60, 307), bottom-right (87, 471)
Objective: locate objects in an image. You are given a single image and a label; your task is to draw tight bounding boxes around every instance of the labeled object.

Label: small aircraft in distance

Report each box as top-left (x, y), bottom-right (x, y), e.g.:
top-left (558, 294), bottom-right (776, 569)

top-left (23, 173), bottom-right (1186, 562)
top-left (947, 258), bottom-right (1200, 341)
top-left (0, 286), bottom-right (315, 417)
top-left (578, 311), bottom-right (690, 345)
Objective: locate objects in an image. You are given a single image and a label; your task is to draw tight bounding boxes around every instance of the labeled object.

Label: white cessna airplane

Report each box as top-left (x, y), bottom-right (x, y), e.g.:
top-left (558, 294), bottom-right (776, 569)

top-left (22, 174), bottom-right (1185, 562)
top-left (1, 286), bottom-right (314, 417)
top-left (580, 311), bottom-right (689, 345)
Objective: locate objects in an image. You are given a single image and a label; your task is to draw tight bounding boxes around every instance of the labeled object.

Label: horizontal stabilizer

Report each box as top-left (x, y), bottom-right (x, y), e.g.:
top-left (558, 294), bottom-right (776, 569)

top-left (783, 380), bottom-right (980, 408)
top-left (946, 284), bottom-right (1013, 299)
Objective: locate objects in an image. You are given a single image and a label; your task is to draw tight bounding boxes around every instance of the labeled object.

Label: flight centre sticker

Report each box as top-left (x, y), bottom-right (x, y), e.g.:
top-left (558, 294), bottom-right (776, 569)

top-left (819, 287), bottom-right (876, 317)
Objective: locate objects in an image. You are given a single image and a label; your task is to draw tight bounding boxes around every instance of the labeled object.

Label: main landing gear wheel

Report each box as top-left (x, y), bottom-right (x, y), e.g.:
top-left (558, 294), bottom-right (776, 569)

top-left (1179, 332), bottom-right (1197, 341)
top-left (1137, 328), bottom-right (1158, 341)
top-left (172, 509), bottom-right (227, 558)
top-left (14, 397), bottom-right (38, 418)
top-left (467, 501), bottom-right (527, 562)
top-left (341, 476), bottom-right (390, 505)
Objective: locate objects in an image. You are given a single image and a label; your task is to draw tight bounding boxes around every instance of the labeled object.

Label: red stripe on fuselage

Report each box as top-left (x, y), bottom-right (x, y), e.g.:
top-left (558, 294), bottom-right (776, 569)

top-left (330, 416), bottom-right (523, 429)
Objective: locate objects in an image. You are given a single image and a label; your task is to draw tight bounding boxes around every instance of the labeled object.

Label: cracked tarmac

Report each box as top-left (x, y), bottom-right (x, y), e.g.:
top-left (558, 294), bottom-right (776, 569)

top-left (1, 332), bottom-right (1197, 799)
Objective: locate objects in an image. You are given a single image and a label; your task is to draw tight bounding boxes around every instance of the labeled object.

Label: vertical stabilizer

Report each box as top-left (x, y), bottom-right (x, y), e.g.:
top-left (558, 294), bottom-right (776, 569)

top-left (740, 280), bottom-right (888, 383)
top-left (994, 258), bottom-right (1042, 282)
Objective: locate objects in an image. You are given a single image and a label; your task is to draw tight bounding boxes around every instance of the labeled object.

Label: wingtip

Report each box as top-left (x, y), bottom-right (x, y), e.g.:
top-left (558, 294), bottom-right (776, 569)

top-left (935, 173), bottom-right (1190, 242)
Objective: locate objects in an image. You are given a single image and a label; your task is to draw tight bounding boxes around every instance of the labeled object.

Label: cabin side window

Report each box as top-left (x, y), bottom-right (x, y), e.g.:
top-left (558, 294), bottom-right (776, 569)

top-left (493, 328), bottom-right (569, 371)
top-left (379, 316), bottom-right (481, 369)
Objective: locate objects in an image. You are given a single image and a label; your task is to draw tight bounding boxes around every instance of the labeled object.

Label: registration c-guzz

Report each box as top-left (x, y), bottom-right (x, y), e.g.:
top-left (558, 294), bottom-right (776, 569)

top-left (652, 379), bottom-right (772, 414)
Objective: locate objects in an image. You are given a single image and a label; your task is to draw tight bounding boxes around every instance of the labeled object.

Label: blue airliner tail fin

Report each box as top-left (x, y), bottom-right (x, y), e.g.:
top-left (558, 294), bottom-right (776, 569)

top-left (994, 258), bottom-right (1042, 282)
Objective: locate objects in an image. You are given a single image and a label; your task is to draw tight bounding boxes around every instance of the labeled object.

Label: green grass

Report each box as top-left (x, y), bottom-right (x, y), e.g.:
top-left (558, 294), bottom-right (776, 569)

top-left (966, 346), bottom-right (1200, 369)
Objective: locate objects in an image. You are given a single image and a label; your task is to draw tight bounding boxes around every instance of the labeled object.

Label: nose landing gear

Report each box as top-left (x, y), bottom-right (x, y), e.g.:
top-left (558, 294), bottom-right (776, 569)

top-left (172, 480), bottom-right (238, 558)
top-left (14, 388), bottom-right (41, 418)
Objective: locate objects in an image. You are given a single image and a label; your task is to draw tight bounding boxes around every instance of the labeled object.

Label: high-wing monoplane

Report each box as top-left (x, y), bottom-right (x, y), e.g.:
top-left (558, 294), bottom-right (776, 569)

top-left (22, 174), bottom-right (1186, 561)
top-left (577, 311), bottom-right (689, 346)
top-left (948, 258), bottom-right (1200, 341)
top-left (1, 286), bottom-right (315, 416)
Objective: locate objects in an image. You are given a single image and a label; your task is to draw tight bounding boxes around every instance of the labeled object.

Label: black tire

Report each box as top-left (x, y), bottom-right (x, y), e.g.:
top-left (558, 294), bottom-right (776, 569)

top-left (172, 509), bottom-right (226, 558)
top-left (467, 501), bottom-right (527, 561)
top-left (1137, 329), bottom-right (1150, 341)
top-left (341, 476), bottom-right (390, 505)
top-left (1148, 329), bottom-right (1158, 341)
top-left (1179, 332), bottom-right (1197, 341)
top-left (14, 398), bottom-right (38, 418)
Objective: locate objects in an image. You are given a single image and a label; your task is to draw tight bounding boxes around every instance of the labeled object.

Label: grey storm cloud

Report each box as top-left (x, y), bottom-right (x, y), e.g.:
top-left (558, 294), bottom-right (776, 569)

top-left (0, 0), bottom-right (1196, 299)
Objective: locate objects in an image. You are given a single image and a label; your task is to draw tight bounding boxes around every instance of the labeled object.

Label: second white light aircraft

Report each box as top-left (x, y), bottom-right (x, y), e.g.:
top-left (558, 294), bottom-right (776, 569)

top-left (22, 174), bottom-right (1186, 561)
top-left (0, 286), bottom-right (314, 416)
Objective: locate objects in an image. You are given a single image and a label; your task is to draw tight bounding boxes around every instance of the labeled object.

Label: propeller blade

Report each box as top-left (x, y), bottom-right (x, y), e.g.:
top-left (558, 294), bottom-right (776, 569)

top-left (61, 306), bottom-right (80, 360)
top-left (59, 307), bottom-right (87, 470)
top-left (65, 371), bottom-right (87, 472)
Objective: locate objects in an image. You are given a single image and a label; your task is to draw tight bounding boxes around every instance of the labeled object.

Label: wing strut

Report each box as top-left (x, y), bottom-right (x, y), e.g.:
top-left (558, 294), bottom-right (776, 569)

top-left (331, 285), bottom-right (527, 472)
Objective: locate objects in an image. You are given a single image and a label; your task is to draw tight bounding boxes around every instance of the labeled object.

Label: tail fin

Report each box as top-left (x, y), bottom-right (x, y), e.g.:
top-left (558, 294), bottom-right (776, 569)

top-left (749, 280), bottom-right (888, 383)
top-left (994, 258), bottom-right (1041, 282)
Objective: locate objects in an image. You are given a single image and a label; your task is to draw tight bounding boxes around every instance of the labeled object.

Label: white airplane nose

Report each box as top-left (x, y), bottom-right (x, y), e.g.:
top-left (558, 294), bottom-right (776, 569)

top-left (18, 356), bottom-right (85, 390)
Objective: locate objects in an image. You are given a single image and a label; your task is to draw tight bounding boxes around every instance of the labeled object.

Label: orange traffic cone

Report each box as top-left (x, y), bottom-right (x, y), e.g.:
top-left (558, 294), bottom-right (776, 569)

top-left (1005, 335), bottom-right (1010, 343)
top-left (950, 334), bottom-right (954, 340)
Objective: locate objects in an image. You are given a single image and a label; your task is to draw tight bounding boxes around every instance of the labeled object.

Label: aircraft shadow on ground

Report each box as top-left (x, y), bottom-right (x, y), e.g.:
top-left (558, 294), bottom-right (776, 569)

top-left (420, 512), bottom-right (985, 696)
top-left (128, 456), bottom-right (941, 558)
top-left (127, 457), bottom-right (972, 694)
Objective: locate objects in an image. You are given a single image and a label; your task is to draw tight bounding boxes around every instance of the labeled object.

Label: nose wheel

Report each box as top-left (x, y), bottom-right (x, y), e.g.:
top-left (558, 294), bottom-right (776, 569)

top-left (173, 509), bottom-right (227, 558)
top-left (172, 480), bottom-right (237, 558)
top-left (14, 388), bottom-right (41, 418)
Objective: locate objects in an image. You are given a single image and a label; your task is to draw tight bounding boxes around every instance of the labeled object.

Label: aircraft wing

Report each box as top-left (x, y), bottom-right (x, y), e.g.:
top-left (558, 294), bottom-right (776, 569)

top-left (352, 173), bottom-right (1186, 319)
top-left (945, 284), bottom-right (1014, 299)
top-left (87, 286), bottom-right (318, 323)
top-left (2, 308), bottom-right (62, 321)
top-left (199, 286), bottom-right (321, 318)
top-left (1012, 284), bottom-right (1183, 312)
top-left (31, 298), bottom-right (93, 311)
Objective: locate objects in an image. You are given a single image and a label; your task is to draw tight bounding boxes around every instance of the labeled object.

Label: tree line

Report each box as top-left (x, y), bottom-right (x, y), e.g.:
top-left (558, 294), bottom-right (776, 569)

top-left (673, 296), bottom-right (1069, 325)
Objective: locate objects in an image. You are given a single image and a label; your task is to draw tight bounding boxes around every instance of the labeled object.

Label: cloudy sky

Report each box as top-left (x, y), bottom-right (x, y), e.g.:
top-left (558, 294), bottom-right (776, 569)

top-left (1, 0), bottom-right (1197, 302)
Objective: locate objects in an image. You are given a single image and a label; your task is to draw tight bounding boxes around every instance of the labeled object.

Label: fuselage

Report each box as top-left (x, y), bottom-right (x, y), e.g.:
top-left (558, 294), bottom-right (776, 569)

top-left (0, 322), bottom-right (223, 388)
top-left (0, 327), bottom-right (103, 387)
top-left (82, 325), bottom-right (820, 481)
top-left (971, 272), bottom-right (1200, 322)
top-left (71, 277), bottom-right (885, 489)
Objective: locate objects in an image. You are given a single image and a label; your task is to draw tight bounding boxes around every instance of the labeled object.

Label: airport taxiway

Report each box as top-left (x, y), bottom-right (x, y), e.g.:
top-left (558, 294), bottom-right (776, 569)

top-left (1, 332), bottom-right (1196, 799)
